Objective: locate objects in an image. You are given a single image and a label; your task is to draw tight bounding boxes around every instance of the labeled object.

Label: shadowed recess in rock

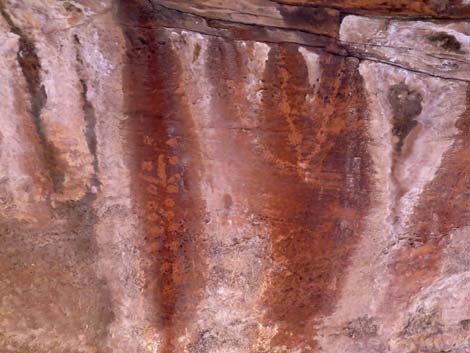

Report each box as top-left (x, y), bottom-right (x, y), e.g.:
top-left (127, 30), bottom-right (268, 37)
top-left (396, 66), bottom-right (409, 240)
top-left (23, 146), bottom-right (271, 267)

top-left (388, 83), bottom-right (422, 152)
top-left (428, 31), bottom-right (462, 52)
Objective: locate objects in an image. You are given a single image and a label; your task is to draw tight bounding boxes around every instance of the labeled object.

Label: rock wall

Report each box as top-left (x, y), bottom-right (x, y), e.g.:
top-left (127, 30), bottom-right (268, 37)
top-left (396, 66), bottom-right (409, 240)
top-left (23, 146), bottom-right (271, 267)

top-left (0, 1), bottom-right (469, 352)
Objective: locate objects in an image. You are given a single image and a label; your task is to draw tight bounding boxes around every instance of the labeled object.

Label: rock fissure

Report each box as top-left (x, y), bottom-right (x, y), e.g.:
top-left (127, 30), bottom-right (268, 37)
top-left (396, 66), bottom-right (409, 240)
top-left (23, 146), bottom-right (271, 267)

top-left (78, 78), bottom-right (100, 190)
top-left (73, 35), bottom-right (100, 191)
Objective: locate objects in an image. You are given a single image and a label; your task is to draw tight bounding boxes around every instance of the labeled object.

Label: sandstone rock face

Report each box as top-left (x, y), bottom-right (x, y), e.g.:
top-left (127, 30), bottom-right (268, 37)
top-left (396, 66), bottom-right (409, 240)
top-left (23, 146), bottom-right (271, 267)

top-left (0, 1), bottom-right (469, 353)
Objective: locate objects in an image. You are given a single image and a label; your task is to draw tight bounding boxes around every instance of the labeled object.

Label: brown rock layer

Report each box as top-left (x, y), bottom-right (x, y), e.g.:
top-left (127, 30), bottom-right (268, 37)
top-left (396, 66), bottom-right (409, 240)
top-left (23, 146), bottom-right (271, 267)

top-left (272, 0), bottom-right (470, 19)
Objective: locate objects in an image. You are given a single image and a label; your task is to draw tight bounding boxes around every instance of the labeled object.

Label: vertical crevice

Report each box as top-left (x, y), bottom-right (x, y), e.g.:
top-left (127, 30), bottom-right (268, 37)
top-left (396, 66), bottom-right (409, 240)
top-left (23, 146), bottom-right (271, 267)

top-left (79, 78), bottom-right (100, 190)
top-left (72, 34), bottom-right (100, 192)
top-left (0, 2), bottom-right (64, 193)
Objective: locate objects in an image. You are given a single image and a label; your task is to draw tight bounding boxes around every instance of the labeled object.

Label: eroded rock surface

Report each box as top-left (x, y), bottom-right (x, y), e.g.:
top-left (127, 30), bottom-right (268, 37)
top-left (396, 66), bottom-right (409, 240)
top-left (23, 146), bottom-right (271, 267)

top-left (0, 1), bottom-right (469, 352)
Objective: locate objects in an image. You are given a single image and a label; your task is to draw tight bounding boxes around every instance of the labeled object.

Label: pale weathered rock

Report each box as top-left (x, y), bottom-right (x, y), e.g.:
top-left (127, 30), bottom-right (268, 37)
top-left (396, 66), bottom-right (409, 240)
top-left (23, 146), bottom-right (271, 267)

top-left (340, 15), bottom-right (470, 81)
top-left (0, 1), bottom-right (469, 353)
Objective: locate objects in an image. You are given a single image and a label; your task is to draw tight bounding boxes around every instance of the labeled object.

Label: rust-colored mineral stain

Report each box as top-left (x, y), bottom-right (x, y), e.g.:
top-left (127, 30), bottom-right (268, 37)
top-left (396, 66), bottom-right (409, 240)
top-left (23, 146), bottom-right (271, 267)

top-left (118, 2), bottom-right (207, 352)
top-left (254, 45), bottom-right (371, 350)
top-left (186, 36), bottom-right (372, 350)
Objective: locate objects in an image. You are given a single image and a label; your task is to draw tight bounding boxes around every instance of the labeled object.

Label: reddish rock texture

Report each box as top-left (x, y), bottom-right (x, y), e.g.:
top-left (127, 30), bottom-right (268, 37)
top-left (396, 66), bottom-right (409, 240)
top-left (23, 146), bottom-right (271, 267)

top-left (0, 1), bottom-right (469, 353)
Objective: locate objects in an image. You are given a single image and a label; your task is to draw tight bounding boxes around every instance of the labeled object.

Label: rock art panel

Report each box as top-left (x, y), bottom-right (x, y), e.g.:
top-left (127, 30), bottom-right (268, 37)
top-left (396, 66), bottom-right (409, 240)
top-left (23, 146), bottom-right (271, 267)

top-left (0, 1), bottom-right (469, 353)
